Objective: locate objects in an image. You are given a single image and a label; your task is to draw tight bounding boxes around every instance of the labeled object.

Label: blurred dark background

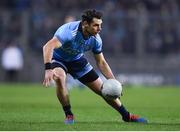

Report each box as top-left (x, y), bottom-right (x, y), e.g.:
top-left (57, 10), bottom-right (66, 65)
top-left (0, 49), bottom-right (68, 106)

top-left (0, 0), bottom-right (180, 85)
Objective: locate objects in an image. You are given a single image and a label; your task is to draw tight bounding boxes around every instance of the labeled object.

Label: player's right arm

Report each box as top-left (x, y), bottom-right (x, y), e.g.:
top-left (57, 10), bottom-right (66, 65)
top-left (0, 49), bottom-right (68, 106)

top-left (43, 37), bottom-right (61, 87)
top-left (43, 23), bottom-right (73, 87)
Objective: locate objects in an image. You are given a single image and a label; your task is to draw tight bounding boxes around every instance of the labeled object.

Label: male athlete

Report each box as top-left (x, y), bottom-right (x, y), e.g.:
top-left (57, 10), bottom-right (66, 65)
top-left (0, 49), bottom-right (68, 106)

top-left (43, 9), bottom-right (148, 124)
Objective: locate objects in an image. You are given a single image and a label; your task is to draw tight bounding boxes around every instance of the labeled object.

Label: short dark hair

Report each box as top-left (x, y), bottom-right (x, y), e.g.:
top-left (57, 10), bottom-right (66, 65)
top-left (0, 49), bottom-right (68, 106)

top-left (81, 9), bottom-right (103, 23)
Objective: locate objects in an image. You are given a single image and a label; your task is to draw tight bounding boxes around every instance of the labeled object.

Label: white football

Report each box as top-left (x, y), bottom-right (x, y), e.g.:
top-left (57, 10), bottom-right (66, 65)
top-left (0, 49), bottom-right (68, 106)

top-left (102, 79), bottom-right (122, 99)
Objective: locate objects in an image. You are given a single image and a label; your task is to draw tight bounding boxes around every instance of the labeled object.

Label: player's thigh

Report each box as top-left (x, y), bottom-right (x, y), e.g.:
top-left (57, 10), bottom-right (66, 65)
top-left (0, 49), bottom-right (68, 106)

top-left (78, 69), bottom-right (103, 95)
top-left (85, 77), bottom-right (103, 95)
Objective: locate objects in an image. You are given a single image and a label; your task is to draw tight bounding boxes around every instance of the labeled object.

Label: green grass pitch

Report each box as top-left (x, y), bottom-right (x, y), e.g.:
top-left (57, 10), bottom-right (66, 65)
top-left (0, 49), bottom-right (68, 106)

top-left (0, 83), bottom-right (180, 131)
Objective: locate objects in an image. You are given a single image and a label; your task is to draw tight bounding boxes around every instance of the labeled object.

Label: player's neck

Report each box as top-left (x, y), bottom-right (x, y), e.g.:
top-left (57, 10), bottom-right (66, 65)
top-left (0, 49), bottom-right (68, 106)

top-left (83, 30), bottom-right (90, 38)
top-left (82, 28), bottom-right (91, 38)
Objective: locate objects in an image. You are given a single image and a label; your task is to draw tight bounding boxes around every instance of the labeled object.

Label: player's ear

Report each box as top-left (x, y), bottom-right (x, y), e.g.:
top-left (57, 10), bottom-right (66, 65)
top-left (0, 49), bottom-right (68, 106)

top-left (83, 21), bottom-right (89, 28)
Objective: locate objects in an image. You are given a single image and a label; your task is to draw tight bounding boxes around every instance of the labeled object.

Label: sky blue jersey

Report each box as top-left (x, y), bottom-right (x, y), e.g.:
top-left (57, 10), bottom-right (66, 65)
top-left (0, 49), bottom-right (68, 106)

top-left (53, 21), bottom-right (102, 62)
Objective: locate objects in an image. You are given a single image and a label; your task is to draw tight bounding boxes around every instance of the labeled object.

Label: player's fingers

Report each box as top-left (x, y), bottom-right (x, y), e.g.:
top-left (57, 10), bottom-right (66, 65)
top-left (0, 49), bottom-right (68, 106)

top-left (46, 78), bottom-right (51, 87)
top-left (47, 76), bottom-right (54, 87)
top-left (43, 78), bottom-right (50, 87)
top-left (43, 73), bottom-right (54, 87)
top-left (43, 79), bottom-right (47, 86)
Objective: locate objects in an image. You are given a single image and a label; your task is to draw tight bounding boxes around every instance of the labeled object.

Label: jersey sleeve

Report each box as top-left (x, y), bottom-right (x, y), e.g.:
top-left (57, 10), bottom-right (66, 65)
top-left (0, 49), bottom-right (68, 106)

top-left (92, 35), bottom-right (103, 54)
top-left (54, 25), bottom-right (73, 45)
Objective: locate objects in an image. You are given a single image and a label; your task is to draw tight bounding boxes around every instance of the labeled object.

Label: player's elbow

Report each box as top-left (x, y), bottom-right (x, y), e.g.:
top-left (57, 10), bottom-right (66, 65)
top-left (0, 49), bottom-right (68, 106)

top-left (43, 41), bottom-right (53, 52)
top-left (43, 38), bottom-right (61, 52)
top-left (43, 44), bottom-right (48, 53)
top-left (43, 43), bottom-right (52, 54)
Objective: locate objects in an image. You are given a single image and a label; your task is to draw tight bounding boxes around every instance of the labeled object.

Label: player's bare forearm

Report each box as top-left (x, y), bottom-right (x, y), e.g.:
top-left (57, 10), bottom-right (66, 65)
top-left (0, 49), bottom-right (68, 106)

top-left (94, 53), bottom-right (115, 79)
top-left (98, 60), bottom-right (115, 79)
top-left (43, 37), bottom-right (61, 63)
top-left (43, 37), bottom-right (61, 87)
top-left (43, 44), bottom-right (53, 63)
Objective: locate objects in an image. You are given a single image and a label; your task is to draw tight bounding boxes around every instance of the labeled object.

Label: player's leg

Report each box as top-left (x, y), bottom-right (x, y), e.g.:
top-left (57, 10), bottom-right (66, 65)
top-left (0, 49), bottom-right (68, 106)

top-left (78, 70), bottom-right (148, 123)
top-left (69, 57), bottom-right (147, 123)
top-left (52, 62), bottom-right (74, 124)
top-left (79, 73), bottom-right (129, 120)
top-left (53, 67), bottom-right (70, 107)
top-left (84, 77), bottom-right (123, 110)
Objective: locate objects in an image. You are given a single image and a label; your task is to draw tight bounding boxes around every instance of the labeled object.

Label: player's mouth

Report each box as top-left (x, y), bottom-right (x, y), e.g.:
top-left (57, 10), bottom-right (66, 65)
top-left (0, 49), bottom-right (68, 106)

top-left (94, 31), bottom-right (100, 34)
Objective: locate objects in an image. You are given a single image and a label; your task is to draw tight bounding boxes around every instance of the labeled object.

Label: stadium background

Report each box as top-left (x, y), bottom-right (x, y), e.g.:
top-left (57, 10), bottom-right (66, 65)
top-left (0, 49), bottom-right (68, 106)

top-left (0, 0), bottom-right (180, 86)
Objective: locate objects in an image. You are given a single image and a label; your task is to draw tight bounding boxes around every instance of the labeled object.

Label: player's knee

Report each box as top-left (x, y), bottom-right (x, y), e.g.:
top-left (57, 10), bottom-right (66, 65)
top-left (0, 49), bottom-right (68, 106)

top-left (53, 74), bottom-right (66, 87)
top-left (53, 69), bottom-right (68, 91)
top-left (96, 85), bottom-right (103, 96)
top-left (91, 84), bottom-right (103, 96)
top-left (54, 74), bottom-right (65, 82)
top-left (53, 69), bottom-right (66, 82)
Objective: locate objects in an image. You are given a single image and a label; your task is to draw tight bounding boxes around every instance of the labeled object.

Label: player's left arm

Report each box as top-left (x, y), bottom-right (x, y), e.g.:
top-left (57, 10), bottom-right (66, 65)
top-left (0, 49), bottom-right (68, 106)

top-left (94, 53), bottom-right (115, 79)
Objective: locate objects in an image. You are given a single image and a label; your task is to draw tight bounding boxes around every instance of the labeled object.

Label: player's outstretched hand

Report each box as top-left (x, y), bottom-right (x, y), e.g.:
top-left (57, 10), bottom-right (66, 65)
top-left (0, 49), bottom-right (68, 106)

top-left (43, 69), bottom-right (54, 87)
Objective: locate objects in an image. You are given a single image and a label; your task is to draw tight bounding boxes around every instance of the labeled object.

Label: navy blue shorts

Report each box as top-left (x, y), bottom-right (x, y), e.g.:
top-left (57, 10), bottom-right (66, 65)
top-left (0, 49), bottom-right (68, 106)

top-left (51, 57), bottom-right (99, 84)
